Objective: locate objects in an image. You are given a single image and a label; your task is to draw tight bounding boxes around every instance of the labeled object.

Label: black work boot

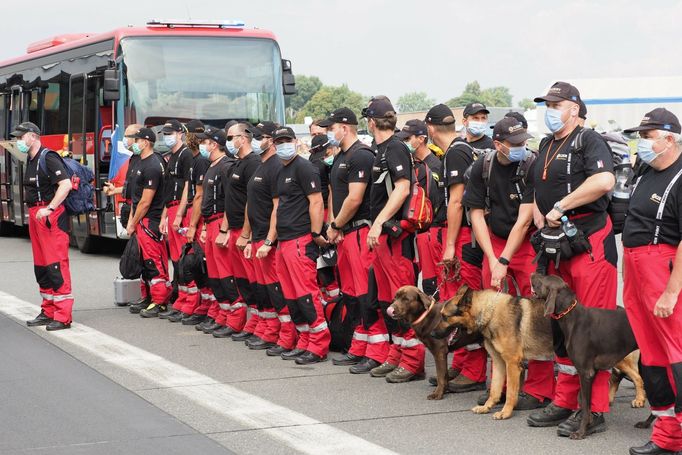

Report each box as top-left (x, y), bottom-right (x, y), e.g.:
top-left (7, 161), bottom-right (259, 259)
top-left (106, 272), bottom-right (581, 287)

top-left (629, 441), bottom-right (679, 455)
top-left (140, 303), bottom-right (167, 318)
top-left (46, 321), bottom-right (71, 331)
top-left (158, 308), bottom-right (179, 319)
top-left (27, 311), bottom-right (53, 327)
top-left (129, 296), bottom-right (151, 314)
top-left (182, 314), bottom-right (206, 326)
top-left (213, 326), bottom-right (235, 338)
top-left (168, 312), bottom-right (188, 323)
top-left (332, 353), bottom-right (363, 366)
top-left (281, 348), bottom-right (306, 360)
top-left (349, 358), bottom-right (381, 374)
top-left (428, 367), bottom-right (460, 386)
top-left (557, 410), bottom-right (606, 437)
top-left (231, 331), bottom-right (253, 342)
top-left (527, 402), bottom-right (574, 427)
top-left (196, 317), bottom-right (215, 332)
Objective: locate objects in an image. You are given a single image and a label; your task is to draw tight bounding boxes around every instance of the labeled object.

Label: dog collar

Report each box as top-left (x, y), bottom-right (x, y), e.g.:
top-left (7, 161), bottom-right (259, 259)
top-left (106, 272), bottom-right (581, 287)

top-left (550, 299), bottom-right (577, 320)
top-left (413, 299), bottom-right (435, 326)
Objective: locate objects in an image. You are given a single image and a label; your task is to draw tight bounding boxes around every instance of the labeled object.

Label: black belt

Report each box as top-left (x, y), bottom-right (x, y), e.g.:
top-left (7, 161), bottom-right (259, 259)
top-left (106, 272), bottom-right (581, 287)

top-left (166, 200), bottom-right (180, 208)
top-left (341, 219), bottom-right (371, 234)
top-left (28, 201), bottom-right (49, 208)
top-left (203, 213), bottom-right (223, 223)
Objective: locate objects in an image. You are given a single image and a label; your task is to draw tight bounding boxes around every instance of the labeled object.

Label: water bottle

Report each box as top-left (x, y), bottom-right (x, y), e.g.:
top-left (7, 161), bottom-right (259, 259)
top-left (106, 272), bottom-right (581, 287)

top-left (561, 216), bottom-right (578, 238)
top-left (177, 227), bottom-right (189, 236)
top-left (612, 155), bottom-right (633, 200)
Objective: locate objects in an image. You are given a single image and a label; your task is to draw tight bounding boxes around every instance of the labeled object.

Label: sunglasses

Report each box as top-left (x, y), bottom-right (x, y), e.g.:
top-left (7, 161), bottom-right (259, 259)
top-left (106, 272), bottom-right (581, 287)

top-left (226, 134), bottom-right (243, 141)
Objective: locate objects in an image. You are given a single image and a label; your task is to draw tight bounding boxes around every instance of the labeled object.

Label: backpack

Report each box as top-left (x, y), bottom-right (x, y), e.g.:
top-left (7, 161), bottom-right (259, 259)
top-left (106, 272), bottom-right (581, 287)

top-left (324, 297), bottom-right (357, 353)
top-left (38, 149), bottom-right (96, 215)
top-left (119, 234), bottom-right (142, 279)
top-left (381, 142), bottom-right (433, 233)
top-left (480, 148), bottom-right (538, 210)
top-left (178, 242), bottom-right (207, 288)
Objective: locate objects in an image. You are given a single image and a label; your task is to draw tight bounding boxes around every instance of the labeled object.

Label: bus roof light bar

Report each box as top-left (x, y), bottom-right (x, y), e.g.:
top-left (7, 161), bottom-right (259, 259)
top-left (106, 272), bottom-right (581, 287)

top-left (147, 19), bottom-right (245, 29)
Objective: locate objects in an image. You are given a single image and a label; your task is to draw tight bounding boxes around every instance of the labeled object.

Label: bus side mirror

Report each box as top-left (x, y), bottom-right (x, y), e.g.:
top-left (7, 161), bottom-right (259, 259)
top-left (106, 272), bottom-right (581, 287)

top-left (103, 69), bottom-right (120, 102)
top-left (282, 59), bottom-right (296, 95)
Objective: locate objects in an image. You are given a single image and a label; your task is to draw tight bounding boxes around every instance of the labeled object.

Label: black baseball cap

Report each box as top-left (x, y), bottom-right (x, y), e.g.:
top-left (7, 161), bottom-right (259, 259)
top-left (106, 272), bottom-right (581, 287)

top-left (125, 127), bottom-right (157, 142)
top-left (10, 121), bottom-right (41, 137)
top-left (273, 126), bottom-right (296, 141)
top-left (197, 125), bottom-right (227, 146)
top-left (161, 119), bottom-right (184, 133)
top-left (534, 81), bottom-right (581, 104)
top-left (185, 119), bottom-right (205, 134)
top-left (624, 108), bottom-right (682, 134)
top-left (425, 104), bottom-right (456, 125)
top-left (492, 117), bottom-right (533, 145)
top-left (396, 119), bottom-right (428, 140)
top-left (463, 102), bottom-right (490, 117)
top-left (361, 96), bottom-right (396, 119)
top-left (310, 135), bottom-right (330, 153)
top-left (256, 121), bottom-right (278, 137)
top-left (504, 111), bottom-right (528, 129)
top-left (246, 126), bottom-right (263, 140)
top-left (318, 107), bottom-right (358, 127)
top-left (578, 100), bottom-right (587, 119)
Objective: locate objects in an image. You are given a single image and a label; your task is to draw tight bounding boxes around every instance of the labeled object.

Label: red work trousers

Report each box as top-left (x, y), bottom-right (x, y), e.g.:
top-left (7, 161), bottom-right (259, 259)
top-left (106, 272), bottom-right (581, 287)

top-left (338, 227), bottom-right (389, 363)
top-left (28, 205), bottom-right (74, 324)
top-left (276, 235), bottom-right (330, 357)
top-left (252, 239), bottom-right (296, 349)
top-left (136, 218), bottom-right (171, 305)
top-left (416, 226), bottom-right (445, 298)
top-left (481, 232), bottom-right (555, 401)
top-left (204, 218), bottom-right (246, 330)
top-left (624, 244), bottom-right (682, 452)
top-left (228, 227), bottom-right (258, 334)
top-left (170, 206), bottom-right (200, 314)
top-left (373, 232), bottom-right (424, 374)
top-left (550, 217), bottom-right (618, 412)
top-left (442, 227), bottom-right (486, 382)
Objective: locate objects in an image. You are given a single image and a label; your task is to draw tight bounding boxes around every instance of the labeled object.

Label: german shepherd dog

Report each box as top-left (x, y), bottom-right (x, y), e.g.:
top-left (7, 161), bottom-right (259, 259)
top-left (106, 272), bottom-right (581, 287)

top-left (432, 285), bottom-right (554, 420)
top-left (388, 286), bottom-right (483, 400)
top-left (530, 273), bottom-right (642, 439)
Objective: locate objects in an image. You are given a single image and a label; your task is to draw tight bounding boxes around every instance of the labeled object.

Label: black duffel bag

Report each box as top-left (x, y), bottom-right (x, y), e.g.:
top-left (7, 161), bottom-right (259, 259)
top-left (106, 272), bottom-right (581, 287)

top-left (120, 202), bottom-right (131, 228)
top-left (531, 225), bottom-right (592, 270)
top-left (178, 241), bottom-right (207, 288)
top-left (119, 233), bottom-right (143, 279)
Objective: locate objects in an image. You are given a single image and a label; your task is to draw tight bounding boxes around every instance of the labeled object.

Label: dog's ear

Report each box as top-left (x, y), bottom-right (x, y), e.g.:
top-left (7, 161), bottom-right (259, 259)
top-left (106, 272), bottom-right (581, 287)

top-left (543, 287), bottom-right (558, 317)
top-left (417, 289), bottom-right (432, 310)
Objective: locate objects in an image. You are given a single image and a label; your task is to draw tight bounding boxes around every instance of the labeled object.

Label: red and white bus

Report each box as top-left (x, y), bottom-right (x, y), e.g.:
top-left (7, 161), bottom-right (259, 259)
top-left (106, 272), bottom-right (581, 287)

top-left (0, 19), bottom-right (295, 252)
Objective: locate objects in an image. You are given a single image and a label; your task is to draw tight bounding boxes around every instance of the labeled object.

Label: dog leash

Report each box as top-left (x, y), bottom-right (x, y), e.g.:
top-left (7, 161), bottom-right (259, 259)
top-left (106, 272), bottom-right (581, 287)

top-left (430, 261), bottom-right (460, 300)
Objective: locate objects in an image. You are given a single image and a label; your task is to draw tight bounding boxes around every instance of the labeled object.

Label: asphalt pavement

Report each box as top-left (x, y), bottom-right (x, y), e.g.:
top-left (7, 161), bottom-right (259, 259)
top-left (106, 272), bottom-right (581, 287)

top-left (0, 233), bottom-right (649, 455)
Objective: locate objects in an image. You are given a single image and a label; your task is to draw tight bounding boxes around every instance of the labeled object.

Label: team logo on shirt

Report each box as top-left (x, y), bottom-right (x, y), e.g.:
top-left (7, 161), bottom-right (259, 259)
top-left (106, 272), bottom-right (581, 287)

top-left (137, 170), bottom-right (142, 175)
top-left (597, 160), bottom-right (604, 168)
top-left (373, 166), bottom-right (381, 172)
top-left (650, 193), bottom-right (662, 204)
top-left (311, 181), bottom-right (316, 189)
top-left (285, 177), bottom-right (292, 183)
top-left (254, 176), bottom-right (263, 182)
top-left (207, 179), bottom-right (214, 184)
top-left (339, 163), bottom-right (348, 169)
top-left (450, 170), bottom-right (458, 177)
top-left (556, 154), bottom-right (568, 160)
top-left (510, 193), bottom-right (520, 201)
top-left (358, 170), bottom-right (365, 178)
top-left (232, 174), bottom-right (240, 180)
top-left (396, 165), bottom-right (403, 171)
top-left (148, 180), bottom-right (153, 186)
top-left (55, 170), bottom-right (61, 176)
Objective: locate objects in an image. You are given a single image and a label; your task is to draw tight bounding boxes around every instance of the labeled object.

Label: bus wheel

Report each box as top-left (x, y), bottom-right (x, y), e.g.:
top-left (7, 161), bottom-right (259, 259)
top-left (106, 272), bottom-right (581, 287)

top-left (0, 221), bottom-right (16, 237)
top-left (76, 233), bottom-right (99, 254)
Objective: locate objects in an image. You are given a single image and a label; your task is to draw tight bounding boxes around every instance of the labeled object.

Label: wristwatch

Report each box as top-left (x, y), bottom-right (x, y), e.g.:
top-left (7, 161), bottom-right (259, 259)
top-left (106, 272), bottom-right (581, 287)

top-left (264, 239), bottom-right (274, 247)
top-left (498, 256), bottom-right (510, 266)
top-left (311, 231), bottom-right (322, 238)
top-left (553, 202), bottom-right (565, 215)
top-left (330, 221), bottom-right (340, 231)
top-left (219, 228), bottom-right (228, 234)
top-left (47, 206), bottom-right (55, 212)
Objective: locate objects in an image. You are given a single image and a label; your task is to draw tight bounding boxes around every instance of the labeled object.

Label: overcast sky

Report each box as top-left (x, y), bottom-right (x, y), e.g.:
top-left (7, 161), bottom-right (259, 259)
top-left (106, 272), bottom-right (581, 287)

top-left (4, 0), bottom-right (681, 106)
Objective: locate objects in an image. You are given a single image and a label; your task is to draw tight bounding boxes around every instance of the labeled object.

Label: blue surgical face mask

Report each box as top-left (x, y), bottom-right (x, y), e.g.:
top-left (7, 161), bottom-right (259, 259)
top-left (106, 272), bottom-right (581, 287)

top-left (123, 138), bottom-right (134, 151)
top-left (132, 142), bottom-right (143, 155)
top-left (251, 138), bottom-right (264, 155)
top-left (16, 139), bottom-right (30, 154)
top-left (508, 145), bottom-right (527, 162)
top-left (275, 142), bottom-right (297, 160)
top-left (467, 121), bottom-right (488, 137)
top-left (545, 108), bottom-right (565, 133)
top-left (163, 134), bottom-right (177, 148)
top-left (637, 138), bottom-right (667, 164)
top-left (327, 131), bottom-right (341, 147)
top-left (226, 140), bottom-right (238, 156)
top-left (199, 144), bottom-right (210, 159)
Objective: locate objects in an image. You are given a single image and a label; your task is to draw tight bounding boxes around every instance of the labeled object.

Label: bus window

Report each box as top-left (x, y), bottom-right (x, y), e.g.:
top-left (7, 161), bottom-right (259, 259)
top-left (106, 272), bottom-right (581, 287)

top-left (0, 94), bottom-right (7, 140)
top-left (43, 81), bottom-right (69, 135)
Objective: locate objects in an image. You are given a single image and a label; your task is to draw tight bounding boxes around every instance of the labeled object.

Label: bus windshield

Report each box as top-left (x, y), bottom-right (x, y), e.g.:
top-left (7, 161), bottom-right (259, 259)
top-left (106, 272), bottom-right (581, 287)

top-left (119, 36), bottom-right (285, 126)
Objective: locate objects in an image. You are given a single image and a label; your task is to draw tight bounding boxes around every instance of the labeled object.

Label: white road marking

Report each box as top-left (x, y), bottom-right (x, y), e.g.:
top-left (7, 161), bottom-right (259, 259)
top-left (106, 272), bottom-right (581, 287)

top-left (0, 292), bottom-right (398, 455)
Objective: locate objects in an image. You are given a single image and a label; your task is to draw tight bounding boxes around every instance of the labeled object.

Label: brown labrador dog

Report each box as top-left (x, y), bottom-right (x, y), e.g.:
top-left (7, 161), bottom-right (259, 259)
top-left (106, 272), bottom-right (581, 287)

top-left (432, 285), bottom-right (554, 420)
top-left (531, 273), bottom-right (640, 439)
top-left (388, 285), bottom-right (482, 400)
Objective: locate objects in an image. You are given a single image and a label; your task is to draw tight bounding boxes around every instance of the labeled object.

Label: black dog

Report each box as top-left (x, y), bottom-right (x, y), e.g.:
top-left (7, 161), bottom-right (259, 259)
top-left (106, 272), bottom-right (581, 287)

top-left (531, 273), bottom-right (639, 439)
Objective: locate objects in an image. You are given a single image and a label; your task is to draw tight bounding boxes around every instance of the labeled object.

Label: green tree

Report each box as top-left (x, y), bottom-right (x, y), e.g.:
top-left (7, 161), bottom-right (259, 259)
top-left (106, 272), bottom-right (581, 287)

top-left (518, 98), bottom-right (536, 110)
top-left (285, 75), bottom-right (323, 122)
top-left (446, 81), bottom-right (514, 108)
top-left (295, 85), bottom-right (366, 123)
top-left (397, 91), bottom-right (435, 113)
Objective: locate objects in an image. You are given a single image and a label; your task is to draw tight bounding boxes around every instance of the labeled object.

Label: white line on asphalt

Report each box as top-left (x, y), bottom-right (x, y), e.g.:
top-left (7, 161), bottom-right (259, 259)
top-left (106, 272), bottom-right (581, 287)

top-left (0, 292), bottom-right (399, 455)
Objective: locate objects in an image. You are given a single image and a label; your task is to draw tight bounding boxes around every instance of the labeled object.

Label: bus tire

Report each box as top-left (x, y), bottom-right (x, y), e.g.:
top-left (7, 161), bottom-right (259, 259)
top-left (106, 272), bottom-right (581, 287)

top-left (0, 221), bottom-right (15, 237)
top-left (76, 233), bottom-right (99, 254)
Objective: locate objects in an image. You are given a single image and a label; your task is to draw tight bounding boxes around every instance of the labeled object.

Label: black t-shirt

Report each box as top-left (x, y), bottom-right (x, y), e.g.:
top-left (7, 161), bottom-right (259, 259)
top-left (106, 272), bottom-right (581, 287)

top-left (226, 152), bottom-right (261, 229)
top-left (188, 153), bottom-right (210, 204)
top-left (370, 135), bottom-right (412, 222)
top-left (623, 156), bottom-right (682, 248)
top-left (469, 134), bottom-right (494, 150)
top-left (415, 152), bottom-right (446, 226)
top-left (330, 140), bottom-right (374, 223)
top-left (23, 148), bottom-right (69, 205)
top-left (309, 151), bottom-right (330, 208)
top-left (463, 153), bottom-right (534, 238)
top-left (131, 152), bottom-right (166, 221)
top-left (201, 156), bottom-right (235, 218)
top-left (276, 155), bottom-right (322, 241)
top-left (247, 155), bottom-right (282, 242)
top-left (122, 154), bottom-right (142, 201)
top-left (531, 127), bottom-right (613, 218)
top-left (442, 140), bottom-right (476, 228)
top-left (164, 145), bottom-right (193, 206)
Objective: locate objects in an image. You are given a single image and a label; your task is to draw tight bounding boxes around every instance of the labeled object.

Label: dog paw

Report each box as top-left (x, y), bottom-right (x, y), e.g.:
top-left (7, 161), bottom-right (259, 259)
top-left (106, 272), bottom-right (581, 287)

top-left (492, 410), bottom-right (512, 420)
top-left (427, 392), bottom-right (444, 400)
top-left (471, 405), bottom-right (490, 414)
top-left (569, 431), bottom-right (586, 440)
top-left (631, 398), bottom-right (646, 408)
